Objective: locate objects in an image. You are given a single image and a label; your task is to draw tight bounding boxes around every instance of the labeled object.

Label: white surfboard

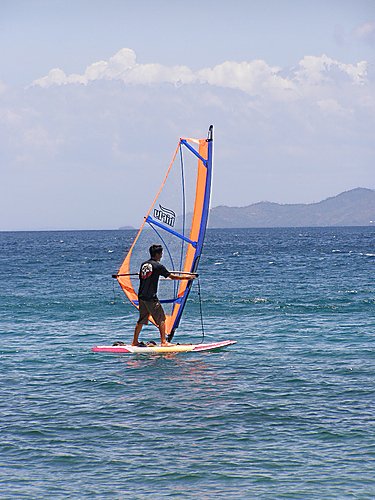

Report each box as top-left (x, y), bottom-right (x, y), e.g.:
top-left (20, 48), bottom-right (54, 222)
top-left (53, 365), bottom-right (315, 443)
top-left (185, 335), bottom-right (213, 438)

top-left (92, 339), bottom-right (236, 354)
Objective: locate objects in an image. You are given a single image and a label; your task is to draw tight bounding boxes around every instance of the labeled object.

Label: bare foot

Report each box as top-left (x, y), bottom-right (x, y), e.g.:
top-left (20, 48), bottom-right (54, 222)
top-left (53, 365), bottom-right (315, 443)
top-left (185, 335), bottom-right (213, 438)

top-left (161, 342), bottom-right (175, 347)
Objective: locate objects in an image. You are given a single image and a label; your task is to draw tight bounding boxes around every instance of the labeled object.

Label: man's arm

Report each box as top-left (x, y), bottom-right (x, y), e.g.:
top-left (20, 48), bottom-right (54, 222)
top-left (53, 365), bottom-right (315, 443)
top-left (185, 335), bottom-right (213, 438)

top-left (168, 272), bottom-right (197, 281)
top-left (158, 263), bottom-right (197, 281)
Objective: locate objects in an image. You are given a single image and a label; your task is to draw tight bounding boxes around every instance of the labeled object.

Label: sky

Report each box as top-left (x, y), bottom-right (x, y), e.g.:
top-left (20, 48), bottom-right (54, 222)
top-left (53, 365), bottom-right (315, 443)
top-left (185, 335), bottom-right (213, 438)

top-left (1, 0), bottom-right (374, 230)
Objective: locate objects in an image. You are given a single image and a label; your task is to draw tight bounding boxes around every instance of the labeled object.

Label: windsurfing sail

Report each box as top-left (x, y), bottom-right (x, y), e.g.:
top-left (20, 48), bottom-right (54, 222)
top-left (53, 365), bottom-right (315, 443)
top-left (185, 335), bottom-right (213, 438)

top-left (114, 125), bottom-right (213, 340)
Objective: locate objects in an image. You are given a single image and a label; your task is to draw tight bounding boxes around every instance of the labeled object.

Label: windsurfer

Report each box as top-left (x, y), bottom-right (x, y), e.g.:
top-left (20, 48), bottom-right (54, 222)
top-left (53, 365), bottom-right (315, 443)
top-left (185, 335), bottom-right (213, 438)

top-left (132, 244), bottom-right (196, 346)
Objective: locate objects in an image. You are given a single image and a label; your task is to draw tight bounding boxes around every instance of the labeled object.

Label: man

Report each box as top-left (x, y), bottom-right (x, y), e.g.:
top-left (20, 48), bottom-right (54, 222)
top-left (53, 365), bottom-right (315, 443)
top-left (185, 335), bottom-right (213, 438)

top-left (132, 244), bottom-right (196, 346)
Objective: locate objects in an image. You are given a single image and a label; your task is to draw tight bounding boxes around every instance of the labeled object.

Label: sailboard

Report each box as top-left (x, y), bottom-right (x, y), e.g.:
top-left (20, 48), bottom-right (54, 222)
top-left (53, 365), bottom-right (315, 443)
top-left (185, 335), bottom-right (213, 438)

top-left (92, 340), bottom-right (237, 354)
top-left (92, 125), bottom-right (236, 354)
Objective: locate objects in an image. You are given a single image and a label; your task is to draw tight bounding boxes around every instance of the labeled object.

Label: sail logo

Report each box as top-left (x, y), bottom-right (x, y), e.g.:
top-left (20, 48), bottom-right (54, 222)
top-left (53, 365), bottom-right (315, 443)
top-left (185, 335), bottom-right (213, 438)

top-left (153, 204), bottom-right (176, 227)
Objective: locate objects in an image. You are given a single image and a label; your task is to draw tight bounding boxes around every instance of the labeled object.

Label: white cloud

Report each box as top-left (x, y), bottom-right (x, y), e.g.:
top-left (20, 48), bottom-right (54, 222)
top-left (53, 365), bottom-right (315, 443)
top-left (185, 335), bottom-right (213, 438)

top-left (32, 48), bottom-right (369, 101)
top-left (294, 54), bottom-right (367, 85)
top-left (34, 67), bottom-right (87, 88)
top-left (33, 48), bottom-right (195, 87)
top-left (317, 98), bottom-right (350, 115)
top-left (197, 60), bottom-right (295, 97)
top-left (354, 21), bottom-right (375, 44)
top-left (0, 108), bottom-right (22, 126)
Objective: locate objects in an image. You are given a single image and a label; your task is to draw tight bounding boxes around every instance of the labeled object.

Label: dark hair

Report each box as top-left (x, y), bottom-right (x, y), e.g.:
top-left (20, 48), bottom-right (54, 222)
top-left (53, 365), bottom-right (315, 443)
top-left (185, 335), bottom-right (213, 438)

top-left (149, 244), bottom-right (163, 258)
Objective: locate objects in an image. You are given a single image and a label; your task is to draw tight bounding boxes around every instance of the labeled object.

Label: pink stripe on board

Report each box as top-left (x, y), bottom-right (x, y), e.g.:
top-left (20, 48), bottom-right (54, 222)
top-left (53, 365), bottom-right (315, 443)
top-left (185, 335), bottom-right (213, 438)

top-left (92, 346), bottom-right (132, 353)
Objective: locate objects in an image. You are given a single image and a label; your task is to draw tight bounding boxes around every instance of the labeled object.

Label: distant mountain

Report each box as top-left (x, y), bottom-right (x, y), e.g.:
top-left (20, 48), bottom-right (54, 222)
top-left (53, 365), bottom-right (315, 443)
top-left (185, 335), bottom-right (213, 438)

top-left (119, 225), bottom-right (135, 230)
top-left (209, 188), bottom-right (375, 228)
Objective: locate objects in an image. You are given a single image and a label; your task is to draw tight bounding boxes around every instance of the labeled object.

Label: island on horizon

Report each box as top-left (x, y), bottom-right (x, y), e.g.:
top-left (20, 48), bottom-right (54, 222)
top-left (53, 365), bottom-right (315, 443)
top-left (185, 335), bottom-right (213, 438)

top-left (208, 187), bottom-right (375, 228)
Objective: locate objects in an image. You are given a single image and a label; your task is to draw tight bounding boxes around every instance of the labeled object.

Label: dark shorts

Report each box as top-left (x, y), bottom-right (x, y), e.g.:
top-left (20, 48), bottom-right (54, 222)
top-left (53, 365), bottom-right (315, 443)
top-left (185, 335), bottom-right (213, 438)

top-left (137, 299), bottom-right (166, 326)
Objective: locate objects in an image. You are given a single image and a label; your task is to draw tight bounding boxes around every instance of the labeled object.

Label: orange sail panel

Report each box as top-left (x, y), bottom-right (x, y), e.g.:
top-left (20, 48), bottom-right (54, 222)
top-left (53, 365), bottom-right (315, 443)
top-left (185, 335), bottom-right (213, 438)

top-left (116, 126), bottom-right (213, 338)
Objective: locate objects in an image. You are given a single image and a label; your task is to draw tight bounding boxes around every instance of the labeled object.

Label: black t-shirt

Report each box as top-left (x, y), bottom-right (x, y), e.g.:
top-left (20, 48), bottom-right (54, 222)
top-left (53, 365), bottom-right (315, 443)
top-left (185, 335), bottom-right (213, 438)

top-left (138, 259), bottom-right (170, 300)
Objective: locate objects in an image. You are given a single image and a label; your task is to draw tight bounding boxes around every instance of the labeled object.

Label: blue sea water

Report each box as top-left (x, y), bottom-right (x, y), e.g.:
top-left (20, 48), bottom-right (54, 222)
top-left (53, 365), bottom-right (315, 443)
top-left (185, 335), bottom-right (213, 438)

top-left (0, 227), bottom-right (374, 499)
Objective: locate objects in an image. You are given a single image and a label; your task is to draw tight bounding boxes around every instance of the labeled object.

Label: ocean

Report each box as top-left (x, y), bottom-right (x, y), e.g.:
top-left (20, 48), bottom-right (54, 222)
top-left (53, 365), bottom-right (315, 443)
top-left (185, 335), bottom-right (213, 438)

top-left (0, 227), bottom-right (374, 499)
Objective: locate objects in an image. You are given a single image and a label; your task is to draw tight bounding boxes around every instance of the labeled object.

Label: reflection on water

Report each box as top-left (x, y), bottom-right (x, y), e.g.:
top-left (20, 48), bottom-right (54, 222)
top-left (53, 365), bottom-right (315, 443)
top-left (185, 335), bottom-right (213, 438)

top-left (114, 351), bottom-right (238, 398)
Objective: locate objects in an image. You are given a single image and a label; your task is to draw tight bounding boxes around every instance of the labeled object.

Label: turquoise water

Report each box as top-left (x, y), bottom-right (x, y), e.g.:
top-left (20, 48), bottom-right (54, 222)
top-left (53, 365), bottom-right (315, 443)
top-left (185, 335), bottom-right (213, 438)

top-left (1, 227), bottom-right (374, 499)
